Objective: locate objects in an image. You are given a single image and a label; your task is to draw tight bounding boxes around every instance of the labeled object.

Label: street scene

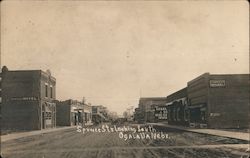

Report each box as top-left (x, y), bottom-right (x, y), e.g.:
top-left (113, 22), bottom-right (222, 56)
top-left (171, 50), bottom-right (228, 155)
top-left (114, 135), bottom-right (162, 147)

top-left (1, 1), bottom-right (249, 158)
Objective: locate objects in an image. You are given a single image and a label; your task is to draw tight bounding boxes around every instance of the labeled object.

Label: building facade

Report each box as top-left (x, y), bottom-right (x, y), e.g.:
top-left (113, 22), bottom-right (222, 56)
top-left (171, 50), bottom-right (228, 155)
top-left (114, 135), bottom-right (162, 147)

top-left (56, 99), bottom-right (83, 126)
top-left (92, 105), bottom-right (108, 124)
top-left (166, 88), bottom-right (188, 125)
top-left (134, 73), bottom-right (249, 129)
top-left (138, 97), bottom-right (167, 123)
top-left (83, 103), bottom-right (93, 125)
top-left (187, 73), bottom-right (249, 128)
top-left (134, 107), bottom-right (144, 123)
top-left (56, 99), bottom-right (92, 126)
top-left (1, 66), bottom-right (56, 131)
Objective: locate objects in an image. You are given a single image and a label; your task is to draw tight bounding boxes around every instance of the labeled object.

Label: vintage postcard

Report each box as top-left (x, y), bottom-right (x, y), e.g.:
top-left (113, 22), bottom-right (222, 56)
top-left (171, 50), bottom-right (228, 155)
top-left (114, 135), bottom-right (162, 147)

top-left (0, 1), bottom-right (249, 158)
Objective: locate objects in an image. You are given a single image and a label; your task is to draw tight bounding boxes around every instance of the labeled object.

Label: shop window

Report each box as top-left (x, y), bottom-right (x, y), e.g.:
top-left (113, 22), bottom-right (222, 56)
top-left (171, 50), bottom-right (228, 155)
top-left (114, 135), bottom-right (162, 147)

top-left (50, 86), bottom-right (53, 98)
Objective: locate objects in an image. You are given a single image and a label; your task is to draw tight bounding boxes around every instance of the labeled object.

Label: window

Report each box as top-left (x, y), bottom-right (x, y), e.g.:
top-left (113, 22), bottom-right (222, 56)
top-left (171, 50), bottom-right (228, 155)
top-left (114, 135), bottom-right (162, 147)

top-left (177, 108), bottom-right (180, 121)
top-left (50, 86), bottom-right (53, 98)
top-left (45, 84), bottom-right (48, 97)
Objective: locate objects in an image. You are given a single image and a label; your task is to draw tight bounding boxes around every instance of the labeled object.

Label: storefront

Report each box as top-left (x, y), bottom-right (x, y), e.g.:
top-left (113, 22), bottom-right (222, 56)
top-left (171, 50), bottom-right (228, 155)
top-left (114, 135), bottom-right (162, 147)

top-left (56, 99), bottom-right (85, 126)
top-left (188, 104), bottom-right (207, 128)
top-left (166, 88), bottom-right (188, 126)
top-left (83, 104), bottom-right (92, 125)
top-left (42, 102), bottom-right (56, 129)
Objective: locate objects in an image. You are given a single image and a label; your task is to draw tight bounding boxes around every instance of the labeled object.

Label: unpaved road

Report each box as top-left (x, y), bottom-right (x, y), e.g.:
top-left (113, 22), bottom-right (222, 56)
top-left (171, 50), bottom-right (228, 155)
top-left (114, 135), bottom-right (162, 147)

top-left (1, 124), bottom-right (249, 158)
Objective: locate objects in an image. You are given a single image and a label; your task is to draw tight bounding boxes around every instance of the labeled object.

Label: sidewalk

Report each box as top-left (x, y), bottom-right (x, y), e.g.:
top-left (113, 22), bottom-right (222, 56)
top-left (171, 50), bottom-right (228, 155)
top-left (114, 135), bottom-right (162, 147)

top-left (1, 126), bottom-right (76, 143)
top-left (149, 123), bottom-right (250, 141)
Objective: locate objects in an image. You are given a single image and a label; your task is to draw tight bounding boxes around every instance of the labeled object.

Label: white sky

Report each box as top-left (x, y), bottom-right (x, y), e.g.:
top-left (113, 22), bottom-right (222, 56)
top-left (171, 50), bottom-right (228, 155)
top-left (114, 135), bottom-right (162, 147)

top-left (1, 1), bottom-right (249, 115)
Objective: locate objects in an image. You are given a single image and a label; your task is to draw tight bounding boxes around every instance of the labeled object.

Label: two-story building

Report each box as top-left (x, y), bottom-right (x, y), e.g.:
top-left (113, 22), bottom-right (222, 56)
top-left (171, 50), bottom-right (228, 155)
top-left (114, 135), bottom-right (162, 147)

top-left (1, 66), bottom-right (56, 131)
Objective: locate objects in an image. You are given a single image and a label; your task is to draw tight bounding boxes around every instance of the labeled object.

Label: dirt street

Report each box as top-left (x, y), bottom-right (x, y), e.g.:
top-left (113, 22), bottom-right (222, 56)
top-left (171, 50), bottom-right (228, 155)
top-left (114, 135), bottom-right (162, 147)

top-left (1, 124), bottom-right (249, 158)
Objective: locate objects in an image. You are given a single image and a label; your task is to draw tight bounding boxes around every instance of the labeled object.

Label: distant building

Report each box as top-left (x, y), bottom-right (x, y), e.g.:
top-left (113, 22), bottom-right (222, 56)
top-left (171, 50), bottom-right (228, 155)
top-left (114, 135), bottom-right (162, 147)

top-left (1, 66), bottom-right (56, 131)
top-left (134, 108), bottom-right (143, 123)
top-left (138, 97), bottom-right (167, 123)
top-left (83, 103), bottom-right (92, 125)
top-left (123, 106), bottom-right (134, 122)
top-left (92, 105), bottom-right (108, 124)
top-left (187, 73), bottom-right (249, 128)
top-left (56, 99), bottom-right (83, 126)
top-left (56, 99), bottom-right (92, 126)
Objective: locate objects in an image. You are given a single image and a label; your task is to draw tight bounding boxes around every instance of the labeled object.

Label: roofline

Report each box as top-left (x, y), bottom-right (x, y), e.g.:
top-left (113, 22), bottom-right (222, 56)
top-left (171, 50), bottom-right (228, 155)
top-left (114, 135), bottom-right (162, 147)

top-left (166, 87), bottom-right (187, 98)
top-left (188, 73), bottom-right (249, 85)
top-left (1, 69), bottom-right (56, 81)
top-left (187, 72), bottom-right (210, 85)
top-left (139, 97), bottom-right (167, 100)
top-left (2, 69), bottom-right (41, 73)
top-left (41, 70), bottom-right (56, 81)
top-left (209, 73), bottom-right (249, 76)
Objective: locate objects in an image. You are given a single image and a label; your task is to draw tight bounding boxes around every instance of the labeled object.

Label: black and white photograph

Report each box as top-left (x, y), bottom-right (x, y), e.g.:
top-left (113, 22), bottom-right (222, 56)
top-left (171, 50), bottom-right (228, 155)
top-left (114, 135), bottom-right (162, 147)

top-left (0, 1), bottom-right (249, 158)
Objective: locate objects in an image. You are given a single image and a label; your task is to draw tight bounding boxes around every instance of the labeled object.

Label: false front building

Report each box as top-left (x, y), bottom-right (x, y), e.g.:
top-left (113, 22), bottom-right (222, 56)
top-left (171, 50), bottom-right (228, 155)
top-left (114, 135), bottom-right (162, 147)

top-left (56, 99), bottom-right (92, 126)
top-left (56, 99), bottom-right (83, 126)
top-left (1, 66), bottom-right (56, 131)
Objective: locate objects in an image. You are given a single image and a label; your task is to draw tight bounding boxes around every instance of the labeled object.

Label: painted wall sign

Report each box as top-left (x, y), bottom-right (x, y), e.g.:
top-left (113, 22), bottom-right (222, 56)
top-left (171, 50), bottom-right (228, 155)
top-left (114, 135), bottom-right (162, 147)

top-left (209, 80), bottom-right (226, 87)
top-left (11, 97), bottom-right (38, 101)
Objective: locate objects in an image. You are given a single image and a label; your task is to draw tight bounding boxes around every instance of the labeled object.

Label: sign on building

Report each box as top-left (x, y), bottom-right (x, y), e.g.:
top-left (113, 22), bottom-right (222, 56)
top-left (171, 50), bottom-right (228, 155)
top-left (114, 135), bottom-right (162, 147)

top-left (155, 106), bottom-right (168, 120)
top-left (209, 80), bottom-right (226, 87)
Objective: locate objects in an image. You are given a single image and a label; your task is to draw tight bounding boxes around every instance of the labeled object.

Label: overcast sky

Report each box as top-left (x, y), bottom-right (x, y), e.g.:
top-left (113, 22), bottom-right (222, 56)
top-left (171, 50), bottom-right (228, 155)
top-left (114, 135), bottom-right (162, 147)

top-left (1, 1), bottom-right (249, 115)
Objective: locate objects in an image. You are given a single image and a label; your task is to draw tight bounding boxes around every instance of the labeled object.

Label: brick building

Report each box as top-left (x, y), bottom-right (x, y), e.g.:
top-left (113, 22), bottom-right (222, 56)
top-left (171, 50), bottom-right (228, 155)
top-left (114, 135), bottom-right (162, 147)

top-left (1, 66), bottom-right (56, 131)
top-left (187, 73), bottom-right (249, 128)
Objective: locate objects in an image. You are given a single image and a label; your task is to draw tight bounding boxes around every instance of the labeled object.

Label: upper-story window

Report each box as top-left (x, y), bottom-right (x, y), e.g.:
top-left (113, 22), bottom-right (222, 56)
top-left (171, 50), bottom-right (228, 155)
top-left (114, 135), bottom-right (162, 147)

top-left (45, 84), bottom-right (48, 97)
top-left (50, 86), bottom-right (53, 98)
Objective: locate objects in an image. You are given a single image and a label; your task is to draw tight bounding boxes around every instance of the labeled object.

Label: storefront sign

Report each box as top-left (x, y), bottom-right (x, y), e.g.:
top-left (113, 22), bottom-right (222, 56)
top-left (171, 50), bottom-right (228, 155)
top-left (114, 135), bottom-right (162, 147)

top-left (210, 113), bottom-right (221, 117)
top-left (155, 106), bottom-right (168, 120)
top-left (209, 80), bottom-right (226, 87)
top-left (11, 97), bottom-right (38, 101)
